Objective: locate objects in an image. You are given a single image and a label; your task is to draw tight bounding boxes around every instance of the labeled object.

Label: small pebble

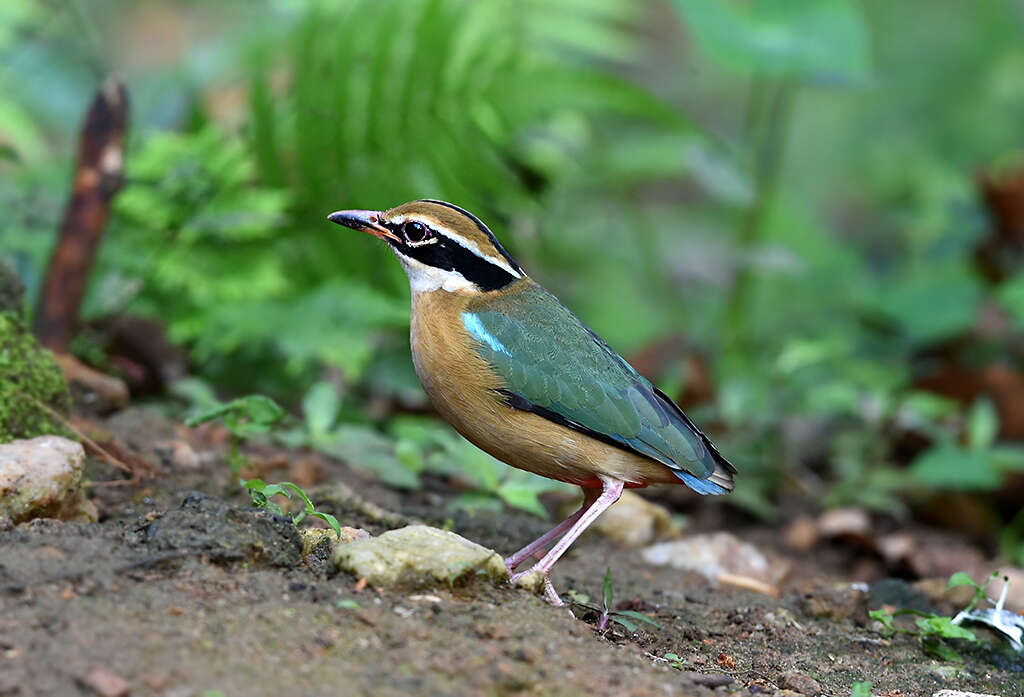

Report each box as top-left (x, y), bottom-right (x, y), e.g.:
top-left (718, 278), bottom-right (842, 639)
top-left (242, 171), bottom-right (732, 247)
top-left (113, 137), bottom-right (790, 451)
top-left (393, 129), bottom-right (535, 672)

top-left (82, 668), bottom-right (131, 697)
top-left (778, 669), bottom-right (821, 696)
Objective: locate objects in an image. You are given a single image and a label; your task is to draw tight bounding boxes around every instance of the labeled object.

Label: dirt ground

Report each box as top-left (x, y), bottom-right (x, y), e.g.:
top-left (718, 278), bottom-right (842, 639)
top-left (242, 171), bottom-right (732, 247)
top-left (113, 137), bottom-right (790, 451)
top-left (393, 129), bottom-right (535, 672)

top-left (2, 407), bottom-right (1022, 697)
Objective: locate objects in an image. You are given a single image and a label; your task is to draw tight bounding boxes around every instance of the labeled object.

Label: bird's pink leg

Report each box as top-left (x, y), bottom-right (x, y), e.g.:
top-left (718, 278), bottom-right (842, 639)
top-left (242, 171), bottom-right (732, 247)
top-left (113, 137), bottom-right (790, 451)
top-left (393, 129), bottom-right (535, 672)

top-left (510, 476), bottom-right (624, 606)
top-left (504, 488), bottom-right (601, 573)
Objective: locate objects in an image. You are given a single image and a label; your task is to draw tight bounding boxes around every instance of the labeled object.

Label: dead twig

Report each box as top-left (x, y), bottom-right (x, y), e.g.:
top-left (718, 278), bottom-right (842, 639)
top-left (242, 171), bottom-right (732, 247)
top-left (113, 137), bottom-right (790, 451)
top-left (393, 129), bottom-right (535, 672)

top-left (13, 386), bottom-right (134, 476)
top-left (34, 77), bottom-right (129, 352)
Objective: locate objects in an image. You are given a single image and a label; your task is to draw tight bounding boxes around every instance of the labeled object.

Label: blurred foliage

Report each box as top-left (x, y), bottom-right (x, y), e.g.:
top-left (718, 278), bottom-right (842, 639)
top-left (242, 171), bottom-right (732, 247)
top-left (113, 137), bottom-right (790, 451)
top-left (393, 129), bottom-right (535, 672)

top-left (2, 0), bottom-right (1024, 523)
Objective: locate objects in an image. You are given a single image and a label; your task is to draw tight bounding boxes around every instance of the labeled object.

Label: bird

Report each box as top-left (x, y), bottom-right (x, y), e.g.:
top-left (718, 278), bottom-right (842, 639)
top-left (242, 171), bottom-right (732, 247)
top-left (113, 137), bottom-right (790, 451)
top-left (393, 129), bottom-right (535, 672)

top-left (328, 199), bottom-right (736, 606)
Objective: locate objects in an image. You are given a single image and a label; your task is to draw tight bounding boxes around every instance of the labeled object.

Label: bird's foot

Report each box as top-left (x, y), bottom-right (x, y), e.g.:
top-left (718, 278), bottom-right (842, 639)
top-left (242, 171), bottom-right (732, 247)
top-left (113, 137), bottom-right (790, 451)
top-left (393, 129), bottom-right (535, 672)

top-left (542, 576), bottom-right (564, 606)
top-left (509, 567), bottom-right (564, 607)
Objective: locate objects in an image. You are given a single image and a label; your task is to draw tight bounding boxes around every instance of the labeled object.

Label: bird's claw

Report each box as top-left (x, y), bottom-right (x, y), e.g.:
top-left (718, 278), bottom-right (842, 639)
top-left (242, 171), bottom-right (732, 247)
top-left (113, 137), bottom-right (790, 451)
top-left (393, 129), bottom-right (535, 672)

top-left (542, 576), bottom-right (564, 606)
top-left (509, 567), bottom-right (564, 606)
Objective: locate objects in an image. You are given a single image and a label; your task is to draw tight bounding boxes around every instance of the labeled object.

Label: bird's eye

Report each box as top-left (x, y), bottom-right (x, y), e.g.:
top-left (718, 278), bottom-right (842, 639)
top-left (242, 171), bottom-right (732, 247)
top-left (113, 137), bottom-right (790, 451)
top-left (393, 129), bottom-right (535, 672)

top-left (402, 221), bottom-right (430, 244)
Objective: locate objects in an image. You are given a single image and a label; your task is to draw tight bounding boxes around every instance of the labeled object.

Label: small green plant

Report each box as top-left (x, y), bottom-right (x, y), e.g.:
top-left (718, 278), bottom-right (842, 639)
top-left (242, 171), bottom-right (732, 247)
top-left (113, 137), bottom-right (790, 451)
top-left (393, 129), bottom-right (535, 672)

top-left (185, 394), bottom-right (285, 478)
top-left (241, 477), bottom-right (342, 539)
top-left (566, 569), bottom-right (666, 633)
top-left (868, 571), bottom-right (998, 661)
top-left (850, 681), bottom-right (873, 697)
top-left (662, 652), bottom-right (686, 670)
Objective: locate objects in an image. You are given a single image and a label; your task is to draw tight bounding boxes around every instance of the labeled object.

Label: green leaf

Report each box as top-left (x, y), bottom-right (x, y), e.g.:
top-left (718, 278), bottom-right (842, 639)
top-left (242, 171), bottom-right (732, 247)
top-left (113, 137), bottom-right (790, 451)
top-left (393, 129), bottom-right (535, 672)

top-left (615, 610), bottom-right (667, 631)
top-left (319, 425), bottom-right (421, 490)
top-left (185, 402), bottom-right (235, 428)
top-left (992, 446), bottom-right (1024, 473)
top-left (425, 438), bottom-right (504, 492)
top-left (496, 481), bottom-right (548, 518)
top-left (947, 572), bottom-right (981, 591)
top-left (446, 492), bottom-right (504, 515)
top-left (611, 615), bottom-right (638, 632)
top-left (309, 511), bottom-right (343, 538)
top-left (394, 439), bottom-right (425, 473)
top-left (869, 608), bottom-right (895, 632)
top-left (669, 0), bottom-right (871, 85)
top-left (603, 568), bottom-right (614, 611)
top-left (303, 381), bottom-right (341, 439)
top-left (910, 445), bottom-right (1003, 491)
top-left (186, 394), bottom-right (286, 435)
top-left (916, 615), bottom-right (976, 641)
top-left (259, 483), bottom-right (294, 501)
top-left (170, 377), bottom-right (220, 412)
top-left (873, 262), bottom-right (984, 346)
top-left (566, 589), bottom-right (590, 605)
top-left (921, 637), bottom-right (964, 663)
top-left (997, 271), bottom-right (1024, 330)
top-left (967, 399), bottom-right (998, 451)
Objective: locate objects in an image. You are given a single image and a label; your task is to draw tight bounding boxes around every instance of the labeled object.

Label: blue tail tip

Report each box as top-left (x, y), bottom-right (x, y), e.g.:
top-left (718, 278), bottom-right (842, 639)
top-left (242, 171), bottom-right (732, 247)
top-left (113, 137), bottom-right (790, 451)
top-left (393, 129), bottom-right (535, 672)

top-left (672, 469), bottom-right (729, 495)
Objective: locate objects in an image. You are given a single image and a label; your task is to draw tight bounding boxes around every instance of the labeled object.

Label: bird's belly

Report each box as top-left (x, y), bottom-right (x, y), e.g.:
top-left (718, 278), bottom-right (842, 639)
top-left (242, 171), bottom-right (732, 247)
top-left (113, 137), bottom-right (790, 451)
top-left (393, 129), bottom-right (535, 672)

top-left (410, 336), bottom-right (673, 489)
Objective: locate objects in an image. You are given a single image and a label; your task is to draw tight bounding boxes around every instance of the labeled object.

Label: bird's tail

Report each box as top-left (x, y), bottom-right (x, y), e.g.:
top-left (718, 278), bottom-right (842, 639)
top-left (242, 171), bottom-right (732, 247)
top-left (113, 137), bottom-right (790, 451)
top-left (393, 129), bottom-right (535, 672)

top-left (672, 455), bottom-right (735, 495)
top-left (650, 386), bottom-right (737, 495)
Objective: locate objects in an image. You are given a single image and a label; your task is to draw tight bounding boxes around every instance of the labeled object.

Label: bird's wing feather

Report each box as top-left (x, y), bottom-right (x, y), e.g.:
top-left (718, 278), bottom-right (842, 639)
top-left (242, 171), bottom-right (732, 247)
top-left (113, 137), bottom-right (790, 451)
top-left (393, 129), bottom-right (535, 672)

top-left (462, 284), bottom-right (733, 489)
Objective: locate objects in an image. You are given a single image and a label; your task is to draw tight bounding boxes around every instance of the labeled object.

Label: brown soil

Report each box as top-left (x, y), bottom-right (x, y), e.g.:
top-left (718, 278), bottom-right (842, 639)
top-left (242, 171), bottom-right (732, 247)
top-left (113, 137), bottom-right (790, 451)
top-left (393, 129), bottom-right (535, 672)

top-left (1, 407), bottom-right (1022, 697)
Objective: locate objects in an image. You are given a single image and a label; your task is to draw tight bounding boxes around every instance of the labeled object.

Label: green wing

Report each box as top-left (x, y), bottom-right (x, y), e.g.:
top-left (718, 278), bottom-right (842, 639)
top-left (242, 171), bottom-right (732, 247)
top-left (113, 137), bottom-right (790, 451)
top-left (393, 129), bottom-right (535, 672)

top-left (461, 283), bottom-right (734, 493)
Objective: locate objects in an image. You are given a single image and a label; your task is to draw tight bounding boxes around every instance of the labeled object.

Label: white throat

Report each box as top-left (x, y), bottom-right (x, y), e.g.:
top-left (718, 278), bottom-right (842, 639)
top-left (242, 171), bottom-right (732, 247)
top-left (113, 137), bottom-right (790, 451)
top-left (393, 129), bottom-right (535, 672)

top-left (396, 252), bottom-right (475, 294)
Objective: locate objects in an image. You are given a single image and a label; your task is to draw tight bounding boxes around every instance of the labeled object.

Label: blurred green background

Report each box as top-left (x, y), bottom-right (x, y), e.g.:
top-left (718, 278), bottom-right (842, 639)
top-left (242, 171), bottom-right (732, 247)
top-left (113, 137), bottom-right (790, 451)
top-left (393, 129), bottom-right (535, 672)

top-left (2, 0), bottom-right (1023, 548)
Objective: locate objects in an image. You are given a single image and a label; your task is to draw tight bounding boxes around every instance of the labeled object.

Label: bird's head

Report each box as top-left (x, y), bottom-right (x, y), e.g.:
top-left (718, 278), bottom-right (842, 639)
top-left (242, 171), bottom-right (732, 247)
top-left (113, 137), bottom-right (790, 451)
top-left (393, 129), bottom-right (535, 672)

top-left (327, 199), bottom-right (524, 293)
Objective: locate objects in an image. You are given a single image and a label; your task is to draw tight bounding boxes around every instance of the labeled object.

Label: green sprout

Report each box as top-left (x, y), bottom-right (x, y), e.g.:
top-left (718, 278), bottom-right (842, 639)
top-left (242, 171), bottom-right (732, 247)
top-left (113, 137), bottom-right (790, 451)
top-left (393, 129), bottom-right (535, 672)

top-left (850, 681), bottom-right (873, 697)
top-left (241, 477), bottom-right (342, 539)
top-left (185, 394), bottom-right (285, 479)
top-left (662, 652), bottom-right (686, 669)
top-left (868, 571), bottom-right (1000, 662)
top-left (566, 568), bottom-right (666, 633)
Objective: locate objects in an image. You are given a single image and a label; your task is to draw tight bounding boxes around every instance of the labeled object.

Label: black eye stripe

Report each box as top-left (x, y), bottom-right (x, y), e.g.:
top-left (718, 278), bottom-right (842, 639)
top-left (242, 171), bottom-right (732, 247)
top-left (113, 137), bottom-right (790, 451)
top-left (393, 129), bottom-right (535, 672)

top-left (395, 232), bottom-right (516, 292)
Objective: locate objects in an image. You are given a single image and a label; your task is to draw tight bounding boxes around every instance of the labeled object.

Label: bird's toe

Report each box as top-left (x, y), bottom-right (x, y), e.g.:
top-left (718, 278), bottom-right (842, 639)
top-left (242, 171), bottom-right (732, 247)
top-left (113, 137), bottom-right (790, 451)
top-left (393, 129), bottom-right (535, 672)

top-left (542, 576), bottom-right (564, 606)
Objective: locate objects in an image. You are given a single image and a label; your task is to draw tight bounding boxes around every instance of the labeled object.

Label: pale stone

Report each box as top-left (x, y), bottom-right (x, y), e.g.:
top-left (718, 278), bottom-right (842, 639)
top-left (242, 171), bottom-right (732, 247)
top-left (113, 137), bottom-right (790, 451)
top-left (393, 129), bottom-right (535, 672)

top-left (642, 532), bottom-right (789, 591)
top-left (590, 490), bottom-right (682, 546)
top-left (332, 524), bottom-right (508, 588)
top-left (0, 436), bottom-right (94, 523)
top-left (932, 690), bottom-right (1002, 697)
top-left (779, 669), bottom-right (821, 696)
top-left (782, 515), bottom-right (819, 552)
top-left (817, 506), bottom-right (871, 537)
top-left (82, 667), bottom-right (131, 697)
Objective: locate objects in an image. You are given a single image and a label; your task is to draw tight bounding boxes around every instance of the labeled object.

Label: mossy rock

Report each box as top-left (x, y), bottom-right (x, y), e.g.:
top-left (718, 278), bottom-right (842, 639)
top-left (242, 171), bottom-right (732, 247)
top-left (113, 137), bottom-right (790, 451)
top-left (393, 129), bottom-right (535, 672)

top-left (0, 260), bottom-right (25, 316)
top-left (0, 311), bottom-right (73, 443)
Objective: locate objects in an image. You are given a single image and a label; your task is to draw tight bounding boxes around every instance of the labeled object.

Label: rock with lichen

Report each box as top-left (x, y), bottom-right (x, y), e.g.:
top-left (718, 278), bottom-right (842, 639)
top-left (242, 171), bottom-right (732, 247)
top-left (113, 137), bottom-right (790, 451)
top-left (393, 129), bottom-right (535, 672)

top-left (0, 435), bottom-right (96, 523)
top-left (0, 304), bottom-right (73, 443)
top-left (332, 524), bottom-right (508, 589)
